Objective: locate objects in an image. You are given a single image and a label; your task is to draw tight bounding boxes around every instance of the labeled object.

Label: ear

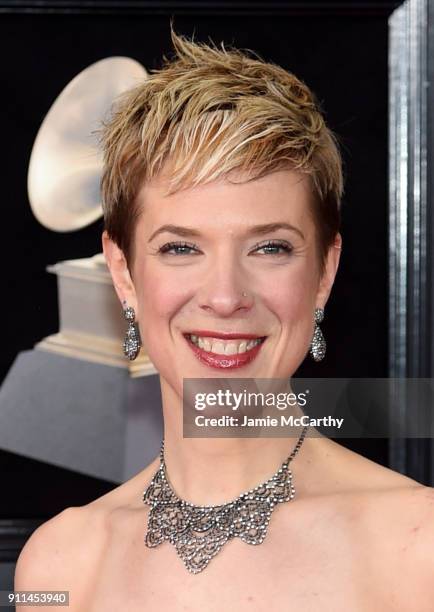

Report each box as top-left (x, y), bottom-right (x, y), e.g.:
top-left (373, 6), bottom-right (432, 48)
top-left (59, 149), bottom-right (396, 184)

top-left (102, 231), bottom-right (137, 311)
top-left (315, 233), bottom-right (342, 308)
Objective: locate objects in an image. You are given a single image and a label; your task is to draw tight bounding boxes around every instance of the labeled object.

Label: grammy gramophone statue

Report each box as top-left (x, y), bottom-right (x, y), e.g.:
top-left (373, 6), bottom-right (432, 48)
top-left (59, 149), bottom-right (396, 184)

top-left (0, 57), bottom-right (163, 483)
top-left (28, 56), bottom-right (155, 379)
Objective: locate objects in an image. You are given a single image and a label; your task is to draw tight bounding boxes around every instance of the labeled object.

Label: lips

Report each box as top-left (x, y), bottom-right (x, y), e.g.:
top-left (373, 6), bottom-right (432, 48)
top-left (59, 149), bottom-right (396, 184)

top-left (184, 332), bottom-right (267, 369)
top-left (187, 330), bottom-right (265, 340)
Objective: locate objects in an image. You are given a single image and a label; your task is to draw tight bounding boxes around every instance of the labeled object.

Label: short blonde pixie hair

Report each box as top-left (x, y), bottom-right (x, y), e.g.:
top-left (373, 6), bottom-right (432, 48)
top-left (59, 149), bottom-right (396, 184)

top-left (100, 27), bottom-right (344, 275)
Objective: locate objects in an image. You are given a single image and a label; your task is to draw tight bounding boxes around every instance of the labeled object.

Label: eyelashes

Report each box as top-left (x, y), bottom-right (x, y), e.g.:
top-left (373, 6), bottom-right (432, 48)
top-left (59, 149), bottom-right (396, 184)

top-left (252, 240), bottom-right (293, 256)
top-left (157, 240), bottom-right (293, 256)
top-left (158, 241), bottom-right (201, 256)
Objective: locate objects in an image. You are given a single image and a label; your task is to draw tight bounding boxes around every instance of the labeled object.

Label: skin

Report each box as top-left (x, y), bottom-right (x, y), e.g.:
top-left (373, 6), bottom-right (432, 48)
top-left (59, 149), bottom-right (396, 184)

top-left (14, 168), bottom-right (434, 611)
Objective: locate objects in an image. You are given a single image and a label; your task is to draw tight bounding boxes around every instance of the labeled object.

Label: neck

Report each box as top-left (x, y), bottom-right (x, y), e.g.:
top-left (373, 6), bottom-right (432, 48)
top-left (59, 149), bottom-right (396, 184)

top-left (159, 379), bottom-right (328, 506)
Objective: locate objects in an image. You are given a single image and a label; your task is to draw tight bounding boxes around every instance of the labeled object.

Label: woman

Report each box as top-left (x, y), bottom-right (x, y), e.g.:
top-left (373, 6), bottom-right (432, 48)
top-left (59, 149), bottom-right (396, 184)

top-left (16, 29), bottom-right (434, 611)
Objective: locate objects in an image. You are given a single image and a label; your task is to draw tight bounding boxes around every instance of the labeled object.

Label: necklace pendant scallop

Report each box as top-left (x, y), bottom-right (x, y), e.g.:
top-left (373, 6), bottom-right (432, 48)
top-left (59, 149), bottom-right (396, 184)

top-left (142, 427), bottom-right (308, 574)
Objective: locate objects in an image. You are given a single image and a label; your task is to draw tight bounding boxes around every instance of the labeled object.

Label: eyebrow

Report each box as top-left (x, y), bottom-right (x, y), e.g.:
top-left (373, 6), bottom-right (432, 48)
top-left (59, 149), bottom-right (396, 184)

top-left (147, 222), bottom-right (305, 242)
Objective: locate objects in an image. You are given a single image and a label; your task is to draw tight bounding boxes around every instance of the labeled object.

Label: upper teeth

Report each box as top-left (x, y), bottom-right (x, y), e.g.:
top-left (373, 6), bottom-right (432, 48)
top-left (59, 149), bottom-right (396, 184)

top-left (189, 335), bottom-right (263, 355)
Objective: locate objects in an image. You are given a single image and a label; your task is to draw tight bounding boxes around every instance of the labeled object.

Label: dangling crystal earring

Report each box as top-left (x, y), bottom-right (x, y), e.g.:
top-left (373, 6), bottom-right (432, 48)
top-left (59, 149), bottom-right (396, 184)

top-left (122, 300), bottom-right (142, 360)
top-left (310, 307), bottom-right (326, 362)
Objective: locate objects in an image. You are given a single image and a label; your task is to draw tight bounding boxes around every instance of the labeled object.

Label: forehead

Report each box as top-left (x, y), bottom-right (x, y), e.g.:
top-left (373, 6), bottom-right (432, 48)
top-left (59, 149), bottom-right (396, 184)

top-left (135, 168), bottom-right (315, 235)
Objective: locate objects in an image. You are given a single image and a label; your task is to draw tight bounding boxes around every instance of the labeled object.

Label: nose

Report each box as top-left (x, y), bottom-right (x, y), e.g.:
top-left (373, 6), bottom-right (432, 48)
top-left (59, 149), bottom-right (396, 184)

top-left (197, 251), bottom-right (253, 317)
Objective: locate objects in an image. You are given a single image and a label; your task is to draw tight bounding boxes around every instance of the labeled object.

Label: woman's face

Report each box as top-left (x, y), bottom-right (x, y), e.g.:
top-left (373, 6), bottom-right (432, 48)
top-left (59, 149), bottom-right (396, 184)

top-left (104, 168), bottom-right (341, 397)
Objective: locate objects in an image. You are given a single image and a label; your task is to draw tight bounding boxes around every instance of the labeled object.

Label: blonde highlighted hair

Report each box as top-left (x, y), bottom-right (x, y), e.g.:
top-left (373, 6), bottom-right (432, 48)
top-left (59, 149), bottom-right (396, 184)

top-left (100, 26), bottom-right (344, 273)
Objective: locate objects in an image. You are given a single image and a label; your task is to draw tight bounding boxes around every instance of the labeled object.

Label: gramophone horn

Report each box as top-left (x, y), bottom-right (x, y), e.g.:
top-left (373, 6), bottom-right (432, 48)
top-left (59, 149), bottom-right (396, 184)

top-left (28, 56), bottom-right (147, 232)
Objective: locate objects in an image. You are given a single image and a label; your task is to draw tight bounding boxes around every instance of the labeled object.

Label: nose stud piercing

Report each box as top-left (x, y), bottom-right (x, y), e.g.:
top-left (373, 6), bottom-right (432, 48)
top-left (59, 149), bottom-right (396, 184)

top-left (122, 300), bottom-right (142, 360)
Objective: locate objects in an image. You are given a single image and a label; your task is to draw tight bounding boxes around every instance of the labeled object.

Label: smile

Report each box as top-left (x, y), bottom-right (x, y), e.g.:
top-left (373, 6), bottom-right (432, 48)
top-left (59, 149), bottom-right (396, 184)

top-left (183, 332), bottom-right (267, 369)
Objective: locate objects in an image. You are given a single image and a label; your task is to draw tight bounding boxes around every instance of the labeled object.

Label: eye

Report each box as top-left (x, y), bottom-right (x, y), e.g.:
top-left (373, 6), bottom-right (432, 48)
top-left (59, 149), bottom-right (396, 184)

top-left (158, 241), bottom-right (200, 255)
top-left (251, 240), bottom-right (293, 255)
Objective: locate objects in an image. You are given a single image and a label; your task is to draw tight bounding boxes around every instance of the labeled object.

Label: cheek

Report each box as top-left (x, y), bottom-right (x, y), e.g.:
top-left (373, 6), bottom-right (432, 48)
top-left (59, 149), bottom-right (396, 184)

top-left (133, 267), bottom-right (187, 351)
top-left (260, 261), bottom-right (319, 369)
top-left (260, 261), bottom-right (318, 323)
top-left (265, 279), bottom-right (308, 318)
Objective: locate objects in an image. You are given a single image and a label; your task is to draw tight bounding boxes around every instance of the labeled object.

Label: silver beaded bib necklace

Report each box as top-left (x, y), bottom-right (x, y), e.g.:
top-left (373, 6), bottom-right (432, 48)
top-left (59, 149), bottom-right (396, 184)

top-left (142, 426), bottom-right (309, 574)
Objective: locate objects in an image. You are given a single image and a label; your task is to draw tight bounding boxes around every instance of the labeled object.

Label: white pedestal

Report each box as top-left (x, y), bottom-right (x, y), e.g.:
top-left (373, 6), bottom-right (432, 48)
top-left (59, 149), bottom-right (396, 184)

top-left (0, 350), bottom-right (163, 483)
top-left (37, 253), bottom-right (156, 378)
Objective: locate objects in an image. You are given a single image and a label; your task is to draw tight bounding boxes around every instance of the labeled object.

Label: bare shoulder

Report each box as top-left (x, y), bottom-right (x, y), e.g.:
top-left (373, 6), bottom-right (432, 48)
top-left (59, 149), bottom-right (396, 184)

top-left (373, 482), bottom-right (434, 537)
top-left (15, 506), bottom-right (97, 585)
top-left (365, 483), bottom-right (434, 608)
top-left (317, 442), bottom-right (434, 607)
top-left (14, 504), bottom-right (106, 611)
top-left (311, 437), bottom-right (434, 543)
top-left (14, 457), bottom-right (158, 611)
top-left (304, 436), bottom-right (424, 498)
top-left (338, 447), bottom-right (434, 609)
